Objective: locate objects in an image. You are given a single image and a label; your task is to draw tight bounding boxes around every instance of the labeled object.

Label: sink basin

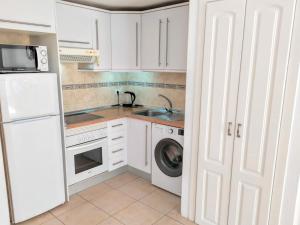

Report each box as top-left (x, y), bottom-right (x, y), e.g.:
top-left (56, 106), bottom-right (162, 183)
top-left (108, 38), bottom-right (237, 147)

top-left (134, 109), bottom-right (184, 121)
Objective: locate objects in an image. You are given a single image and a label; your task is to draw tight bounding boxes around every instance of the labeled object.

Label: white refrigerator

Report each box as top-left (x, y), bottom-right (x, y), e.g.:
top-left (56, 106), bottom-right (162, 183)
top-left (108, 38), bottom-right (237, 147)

top-left (0, 73), bottom-right (66, 223)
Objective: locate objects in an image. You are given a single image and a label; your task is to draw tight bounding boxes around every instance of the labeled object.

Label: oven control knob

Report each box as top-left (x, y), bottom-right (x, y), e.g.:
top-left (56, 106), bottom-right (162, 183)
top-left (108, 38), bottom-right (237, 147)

top-left (40, 49), bottom-right (47, 56)
top-left (168, 128), bottom-right (174, 134)
top-left (41, 58), bottom-right (48, 64)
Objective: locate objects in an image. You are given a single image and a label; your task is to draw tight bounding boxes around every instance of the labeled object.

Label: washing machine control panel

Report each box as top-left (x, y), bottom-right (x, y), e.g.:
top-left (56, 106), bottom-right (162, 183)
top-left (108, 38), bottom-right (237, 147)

top-left (178, 129), bottom-right (184, 136)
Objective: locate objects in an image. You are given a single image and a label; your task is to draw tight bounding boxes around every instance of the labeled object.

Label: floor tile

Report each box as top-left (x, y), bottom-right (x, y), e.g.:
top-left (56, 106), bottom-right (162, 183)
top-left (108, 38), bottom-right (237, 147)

top-left (41, 218), bottom-right (64, 225)
top-left (97, 217), bottom-right (123, 225)
top-left (105, 172), bottom-right (138, 189)
top-left (91, 189), bottom-right (136, 215)
top-left (78, 182), bottom-right (111, 201)
top-left (51, 194), bottom-right (86, 216)
top-left (153, 216), bottom-right (182, 225)
top-left (18, 212), bottom-right (55, 225)
top-left (57, 202), bottom-right (109, 225)
top-left (168, 206), bottom-right (197, 225)
top-left (140, 189), bottom-right (180, 214)
top-left (114, 202), bottom-right (162, 225)
top-left (118, 178), bottom-right (157, 200)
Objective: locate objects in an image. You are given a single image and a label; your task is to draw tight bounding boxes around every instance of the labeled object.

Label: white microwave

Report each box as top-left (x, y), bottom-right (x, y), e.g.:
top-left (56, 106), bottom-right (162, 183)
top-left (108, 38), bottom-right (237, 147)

top-left (0, 44), bottom-right (49, 73)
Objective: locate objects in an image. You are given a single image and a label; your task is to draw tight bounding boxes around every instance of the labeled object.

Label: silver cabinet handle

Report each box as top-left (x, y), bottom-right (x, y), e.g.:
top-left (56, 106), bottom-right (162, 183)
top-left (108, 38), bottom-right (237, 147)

top-left (158, 19), bottom-right (162, 66)
top-left (166, 18), bottom-right (170, 67)
top-left (112, 124), bottom-right (123, 128)
top-left (227, 122), bottom-right (232, 136)
top-left (95, 19), bottom-right (99, 50)
top-left (112, 136), bottom-right (123, 141)
top-left (0, 19), bottom-right (51, 27)
top-left (112, 148), bottom-right (123, 154)
top-left (113, 160), bottom-right (124, 166)
top-left (145, 125), bottom-right (148, 166)
top-left (237, 123), bottom-right (242, 138)
top-left (58, 40), bottom-right (91, 45)
top-left (136, 22), bottom-right (139, 67)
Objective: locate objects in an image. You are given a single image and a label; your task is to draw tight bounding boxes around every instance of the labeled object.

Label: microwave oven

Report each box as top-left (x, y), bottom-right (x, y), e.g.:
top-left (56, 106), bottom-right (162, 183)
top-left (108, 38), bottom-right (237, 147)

top-left (0, 44), bottom-right (49, 73)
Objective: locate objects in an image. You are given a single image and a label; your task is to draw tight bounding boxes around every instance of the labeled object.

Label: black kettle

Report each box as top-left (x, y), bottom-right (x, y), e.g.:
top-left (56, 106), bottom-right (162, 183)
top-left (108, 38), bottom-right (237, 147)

top-left (123, 91), bottom-right (136, 107)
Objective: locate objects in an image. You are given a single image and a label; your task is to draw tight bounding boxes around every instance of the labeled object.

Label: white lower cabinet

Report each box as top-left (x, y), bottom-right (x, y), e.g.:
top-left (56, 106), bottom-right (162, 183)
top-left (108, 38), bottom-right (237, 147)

top-left (195, 0), bottom-right (296, 225)
top-left (107, 119), bottom-right (127, 171)
top-left (127, 119), bottom-right (152, 174)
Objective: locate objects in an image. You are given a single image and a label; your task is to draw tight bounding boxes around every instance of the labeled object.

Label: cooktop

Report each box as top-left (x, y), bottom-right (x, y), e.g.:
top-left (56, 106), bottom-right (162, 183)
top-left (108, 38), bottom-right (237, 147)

top-left (64, 113), bottom-right (103, 125)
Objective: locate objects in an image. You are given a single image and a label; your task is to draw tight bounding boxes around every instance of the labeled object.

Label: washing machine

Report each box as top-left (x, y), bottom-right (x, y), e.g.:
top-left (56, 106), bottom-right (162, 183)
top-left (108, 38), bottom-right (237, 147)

top-left (152, 123), bottom-right (184, 196)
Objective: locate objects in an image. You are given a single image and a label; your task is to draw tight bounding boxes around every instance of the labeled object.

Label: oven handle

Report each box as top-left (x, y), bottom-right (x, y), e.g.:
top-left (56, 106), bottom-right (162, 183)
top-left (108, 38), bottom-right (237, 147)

top-left (67, 137), bottom-right (107, 152)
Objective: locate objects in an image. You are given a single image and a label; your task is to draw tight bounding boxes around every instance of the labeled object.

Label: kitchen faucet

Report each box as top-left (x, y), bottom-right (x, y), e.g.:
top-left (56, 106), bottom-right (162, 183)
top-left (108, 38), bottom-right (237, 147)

top-left (158, 94), bottom-right (173, 113)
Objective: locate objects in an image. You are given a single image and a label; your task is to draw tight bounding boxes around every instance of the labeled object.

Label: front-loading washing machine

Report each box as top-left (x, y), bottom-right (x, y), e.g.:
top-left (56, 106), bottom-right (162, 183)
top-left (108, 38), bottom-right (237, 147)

top-left (152, 123), bottom-right (184, 196)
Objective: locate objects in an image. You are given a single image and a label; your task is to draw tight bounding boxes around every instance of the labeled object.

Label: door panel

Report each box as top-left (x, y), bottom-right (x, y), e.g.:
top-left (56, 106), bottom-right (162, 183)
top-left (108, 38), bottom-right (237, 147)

top-left (228, 0), bottom-right (297, 225)
top-left (195, 0), bottom-right (246, 224)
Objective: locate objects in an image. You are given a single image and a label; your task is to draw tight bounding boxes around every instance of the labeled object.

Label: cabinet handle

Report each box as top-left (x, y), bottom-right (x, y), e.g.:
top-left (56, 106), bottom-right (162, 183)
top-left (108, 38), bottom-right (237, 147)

top-left (112, 124), bottom-right (123, 128)
top-left (158, 19), bottom-right (162, 66)
top-left (237, 123), bottom-right (242, 138)
top-left (58, 40), bottom-right (91, 45)
top-left (112, 136), bottom-right (123, 141)
top-left (136, 22), bottom-right (139, 67)
top-left (166, 18), bottom-right (170, 67)
top-left (112, 148), bottom-right (123, 154)
top-left (113, 160), bottom-right (124, 166)
top-left (145, 125), bottom-right (148, 166)
top-left (0, 19), bottom-right (51, 28)
top-left (227, 122), bottom-right (232, 136)
top-left (95, 19), bottom-right (99, 50)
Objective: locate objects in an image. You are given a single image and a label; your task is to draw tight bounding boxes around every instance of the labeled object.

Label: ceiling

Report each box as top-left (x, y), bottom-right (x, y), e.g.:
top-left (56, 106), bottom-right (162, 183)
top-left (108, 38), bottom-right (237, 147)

top-left (64, 0), bottom-right (188, 10)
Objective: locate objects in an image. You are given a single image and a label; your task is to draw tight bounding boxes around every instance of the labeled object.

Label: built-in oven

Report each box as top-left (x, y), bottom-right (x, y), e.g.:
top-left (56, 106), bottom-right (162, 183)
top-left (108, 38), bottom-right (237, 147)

top-left (65, 124), bottom-right (108, 185)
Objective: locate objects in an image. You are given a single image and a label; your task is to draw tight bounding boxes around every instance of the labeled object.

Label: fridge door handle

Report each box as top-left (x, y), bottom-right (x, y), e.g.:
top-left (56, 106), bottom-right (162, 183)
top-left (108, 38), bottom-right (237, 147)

top-left (2, 115), bottom-right (59, 124)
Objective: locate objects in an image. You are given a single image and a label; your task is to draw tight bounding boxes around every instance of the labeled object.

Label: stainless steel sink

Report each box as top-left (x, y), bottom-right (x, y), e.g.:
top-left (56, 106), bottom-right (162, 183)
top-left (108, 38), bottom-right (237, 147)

top-left (134, 109), bottom-right (184, 121)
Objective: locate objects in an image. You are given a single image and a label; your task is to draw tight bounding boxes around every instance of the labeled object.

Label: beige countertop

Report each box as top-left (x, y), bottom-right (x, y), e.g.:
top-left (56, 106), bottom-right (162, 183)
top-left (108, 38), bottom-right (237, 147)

top-left (65, 106), bottom-right (185, 129)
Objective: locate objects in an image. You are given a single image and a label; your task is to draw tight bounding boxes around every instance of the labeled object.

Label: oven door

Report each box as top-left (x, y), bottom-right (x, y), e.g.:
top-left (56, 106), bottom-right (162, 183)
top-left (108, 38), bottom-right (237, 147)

top-left (66, 138), bottom-right (108, 185)
top-left (0, 45), bottom-right (39, 73)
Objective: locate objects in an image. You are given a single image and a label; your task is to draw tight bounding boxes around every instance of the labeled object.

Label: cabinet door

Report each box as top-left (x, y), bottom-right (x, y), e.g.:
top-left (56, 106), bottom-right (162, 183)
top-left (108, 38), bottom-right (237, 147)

top-left (228, 1), bottom-right (297, 225)
top-left (111, 14), bottom-right (141, 70)
top-left (127, 119), bottom-right (151, 173)
top-left (194, 0), bottom-right (246, 224)
top-left (164, 6), bottom-right (189, 71)
top-left (141, 11), bottom-right (165, 71)
top-left (0, 0), bottom-right (55, 33)
top-left (93, 11), bottom-right (112, 70)
top-left (56, 3), bottom-right (93, 49)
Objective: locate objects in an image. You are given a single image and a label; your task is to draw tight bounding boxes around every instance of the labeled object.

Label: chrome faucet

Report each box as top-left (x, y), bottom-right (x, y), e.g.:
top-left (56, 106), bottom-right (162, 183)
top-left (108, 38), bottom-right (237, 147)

top-left (158, 94), bottom-right (173, 113)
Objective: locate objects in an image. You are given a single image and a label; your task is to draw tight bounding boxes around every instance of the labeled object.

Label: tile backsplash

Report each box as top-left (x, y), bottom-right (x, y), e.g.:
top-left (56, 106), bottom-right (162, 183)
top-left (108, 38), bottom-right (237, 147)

top-left (62, 64), bottom-right (186, 112)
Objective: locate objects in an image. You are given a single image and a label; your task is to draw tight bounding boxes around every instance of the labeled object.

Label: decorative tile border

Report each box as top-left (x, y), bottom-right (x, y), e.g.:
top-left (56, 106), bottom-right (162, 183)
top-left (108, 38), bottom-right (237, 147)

top-left (62, 81), bottom-right (185, 90)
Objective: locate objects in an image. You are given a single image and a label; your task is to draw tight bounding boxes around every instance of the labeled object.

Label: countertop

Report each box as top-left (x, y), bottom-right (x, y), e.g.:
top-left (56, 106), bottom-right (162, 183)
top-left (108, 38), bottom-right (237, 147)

top-left (65, 106), bottom-right (185, 129)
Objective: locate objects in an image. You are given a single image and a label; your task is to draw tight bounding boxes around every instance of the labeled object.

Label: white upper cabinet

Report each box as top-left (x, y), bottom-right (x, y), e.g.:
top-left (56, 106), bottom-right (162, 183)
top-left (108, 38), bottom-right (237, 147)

top-left (0, 0), bottom-right (55, 33)
top-left (56, 3), bottom-right (94, 49)
top-left (141, 5), bottom-right (189, 72)
top-left (111, 14), bottom-right (141, 71)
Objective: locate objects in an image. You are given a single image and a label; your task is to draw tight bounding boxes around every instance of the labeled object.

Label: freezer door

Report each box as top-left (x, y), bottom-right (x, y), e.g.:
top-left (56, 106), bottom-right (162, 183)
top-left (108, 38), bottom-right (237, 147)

top-left (2, 115), bottom-right (65, 223)
top-left (0, 73), bottom-right (60, 122)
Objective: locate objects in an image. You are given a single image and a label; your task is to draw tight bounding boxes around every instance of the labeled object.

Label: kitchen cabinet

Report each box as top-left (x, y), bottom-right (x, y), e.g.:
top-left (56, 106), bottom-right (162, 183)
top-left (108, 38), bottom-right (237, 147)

top-left (0, 0), bottom-right (55, 33)
top-left (194, 0), bottom-right (296, 225)
top-left (127, 119), bottom-right (151, 174)
top-left (141, 5), bottom-right (189, 72)
top-left (56, 3), bottom-right (94, 49)
top-left (111, 14), bottom-right (141, 71)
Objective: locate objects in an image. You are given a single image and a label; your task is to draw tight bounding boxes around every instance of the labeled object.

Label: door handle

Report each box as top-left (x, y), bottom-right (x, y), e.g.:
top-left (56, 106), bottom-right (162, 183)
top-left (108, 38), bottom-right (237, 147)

top-left (166, 18), bottom-right (170, 67)
top-left (158, 19), bottom-right (162, 66)
top-left (227, 122), bottom-right (232, 136)
top-left (237, 123), bottom-right (242, 138)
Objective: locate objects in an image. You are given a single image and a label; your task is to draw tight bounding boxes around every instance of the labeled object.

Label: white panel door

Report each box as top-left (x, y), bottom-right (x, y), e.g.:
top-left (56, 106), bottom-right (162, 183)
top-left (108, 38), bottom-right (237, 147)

top-left (195, 0), bottom-right (246, 224)
top-left (164, 5), bottom-right (189, 71)
top-left (111, 14), bottom-right (141, 70)
top-left (3, 116), bottom-right (65, 223)
top-left (0, 73), bottom-right (60, 122)
top-left (227, 0), bottom-right (297, 225)
top-left (56, 3), bottom-right (93, 49)
top-left (127, 119), bottom-right (151, 173)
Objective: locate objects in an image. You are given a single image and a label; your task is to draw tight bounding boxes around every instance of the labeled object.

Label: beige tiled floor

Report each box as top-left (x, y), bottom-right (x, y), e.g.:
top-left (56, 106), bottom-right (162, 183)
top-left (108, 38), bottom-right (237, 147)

top-left (18, 172), bottom-right (196, 225)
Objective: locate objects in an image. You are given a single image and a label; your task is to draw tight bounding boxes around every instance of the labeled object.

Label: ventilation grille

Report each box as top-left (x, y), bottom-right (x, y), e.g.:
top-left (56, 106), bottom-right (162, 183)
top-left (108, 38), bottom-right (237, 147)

top-left (60, 54), bottom-right (95, 63)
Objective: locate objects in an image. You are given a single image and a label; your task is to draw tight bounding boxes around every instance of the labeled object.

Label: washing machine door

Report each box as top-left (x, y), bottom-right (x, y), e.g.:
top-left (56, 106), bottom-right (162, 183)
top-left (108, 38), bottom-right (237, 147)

top-left (154, 138), bottom-right (183, 177)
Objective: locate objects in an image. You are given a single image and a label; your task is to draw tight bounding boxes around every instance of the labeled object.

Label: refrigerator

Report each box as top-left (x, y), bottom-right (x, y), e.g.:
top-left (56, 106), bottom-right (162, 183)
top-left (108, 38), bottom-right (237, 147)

top-left (0, 73), bottom-right (66, 223)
